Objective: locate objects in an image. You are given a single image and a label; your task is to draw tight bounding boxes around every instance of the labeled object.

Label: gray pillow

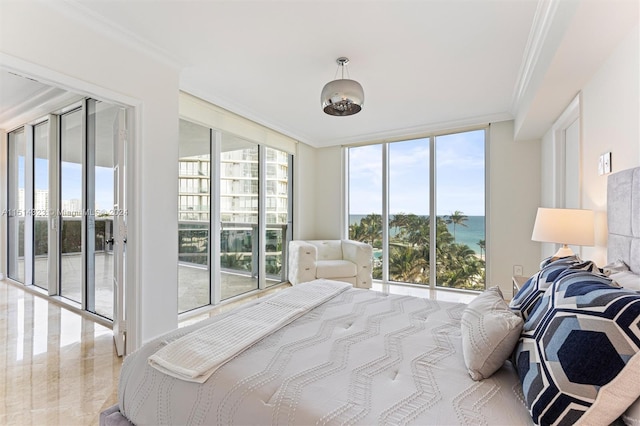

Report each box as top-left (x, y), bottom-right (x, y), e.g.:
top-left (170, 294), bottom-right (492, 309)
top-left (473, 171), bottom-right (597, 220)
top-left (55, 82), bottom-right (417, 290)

top-left (610, 271), bottom-right (640, 291)
top-left (461, 286), bottom-right (524, 381)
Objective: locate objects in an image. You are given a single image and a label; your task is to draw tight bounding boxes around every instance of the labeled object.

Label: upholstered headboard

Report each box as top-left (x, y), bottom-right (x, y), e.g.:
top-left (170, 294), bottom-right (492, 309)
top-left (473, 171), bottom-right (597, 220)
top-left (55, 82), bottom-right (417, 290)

top-left (607, 166), bottom-right (640, 274)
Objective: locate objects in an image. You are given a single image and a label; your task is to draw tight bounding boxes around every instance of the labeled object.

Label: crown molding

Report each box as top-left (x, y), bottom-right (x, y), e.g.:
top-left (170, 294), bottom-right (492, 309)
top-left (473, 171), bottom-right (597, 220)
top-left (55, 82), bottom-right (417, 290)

top-left (182, 80), bottom-right (513, 149)
top-left (510, 0), bottom-right (561, 115)
top-left (57, 0), bottom-right (184, 70)
top-left (327, 112), bottom-right (514, 148)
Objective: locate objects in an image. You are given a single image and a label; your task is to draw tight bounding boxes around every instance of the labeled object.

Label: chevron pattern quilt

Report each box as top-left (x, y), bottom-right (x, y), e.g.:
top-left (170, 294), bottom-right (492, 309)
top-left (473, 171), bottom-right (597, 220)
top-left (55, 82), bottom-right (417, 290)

top-left (118, 282), bottom-right (532, 425)
top-left (513, 269), bottom-right (640, 425)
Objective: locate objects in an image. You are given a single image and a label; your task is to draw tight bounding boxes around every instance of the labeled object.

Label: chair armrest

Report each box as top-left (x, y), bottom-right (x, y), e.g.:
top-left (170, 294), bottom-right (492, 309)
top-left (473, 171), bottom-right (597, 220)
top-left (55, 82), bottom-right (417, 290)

top-left (341, 240), bottom-right (373, 289)
top-left (287, 241), bottom-right (318, 285)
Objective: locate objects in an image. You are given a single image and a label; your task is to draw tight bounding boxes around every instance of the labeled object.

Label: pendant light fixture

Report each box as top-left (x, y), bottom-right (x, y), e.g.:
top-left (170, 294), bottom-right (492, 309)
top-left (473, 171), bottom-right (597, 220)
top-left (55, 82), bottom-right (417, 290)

top-left (321, 57), bottom-right (364, 116)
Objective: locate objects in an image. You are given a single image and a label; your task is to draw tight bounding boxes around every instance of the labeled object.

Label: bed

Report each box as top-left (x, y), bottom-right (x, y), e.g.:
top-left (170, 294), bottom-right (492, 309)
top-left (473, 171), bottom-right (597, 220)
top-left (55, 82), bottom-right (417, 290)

top-left (102, 166), bottom-right (640, 426)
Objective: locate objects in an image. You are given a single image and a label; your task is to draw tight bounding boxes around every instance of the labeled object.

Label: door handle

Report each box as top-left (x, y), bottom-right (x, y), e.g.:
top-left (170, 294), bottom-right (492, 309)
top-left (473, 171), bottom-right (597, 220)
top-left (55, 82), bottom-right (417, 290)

top-left (106, 237), bottom-right (115, 246)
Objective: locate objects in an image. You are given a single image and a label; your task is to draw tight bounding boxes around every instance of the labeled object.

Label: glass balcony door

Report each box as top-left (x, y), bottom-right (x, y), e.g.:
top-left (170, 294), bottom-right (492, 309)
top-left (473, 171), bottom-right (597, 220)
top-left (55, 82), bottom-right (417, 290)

top-left (7, 129), bottom-right (26, 283)
top-left (86, 99), bottom-right (119, 319)
top-left (177, 120), bottom-right (293, 314)
top-left (33, 122), bottom-right (50, 290)
top-left (219, 136), bottom-right (260, 300)
top-left (59, 108), bottom-right (84, 304)
top-left (178, 120), bottom-right (211, 313)
top-left (57, 100), bottom-right (124, 321)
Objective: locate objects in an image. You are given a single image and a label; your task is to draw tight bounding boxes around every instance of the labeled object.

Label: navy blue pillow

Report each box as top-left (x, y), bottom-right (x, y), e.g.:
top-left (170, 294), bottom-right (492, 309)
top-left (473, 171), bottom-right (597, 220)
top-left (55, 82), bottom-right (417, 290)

top-left (514, 269), bottom-right (640, 425)
top-left (509, 257), bottom-right (597, 321)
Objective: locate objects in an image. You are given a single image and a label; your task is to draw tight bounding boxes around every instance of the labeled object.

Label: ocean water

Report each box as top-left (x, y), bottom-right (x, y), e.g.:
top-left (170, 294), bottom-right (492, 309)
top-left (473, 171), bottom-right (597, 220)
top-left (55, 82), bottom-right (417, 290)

top-left (350, 214), bottom-right (485, 254)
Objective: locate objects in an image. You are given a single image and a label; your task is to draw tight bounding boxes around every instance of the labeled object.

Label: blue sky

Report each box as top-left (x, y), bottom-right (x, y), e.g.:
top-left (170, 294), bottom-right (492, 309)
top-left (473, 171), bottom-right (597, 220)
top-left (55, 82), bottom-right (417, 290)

top-left (349, 130), bottom-right (485, 216)
top-left (32, 159), bottom-right (114, 211)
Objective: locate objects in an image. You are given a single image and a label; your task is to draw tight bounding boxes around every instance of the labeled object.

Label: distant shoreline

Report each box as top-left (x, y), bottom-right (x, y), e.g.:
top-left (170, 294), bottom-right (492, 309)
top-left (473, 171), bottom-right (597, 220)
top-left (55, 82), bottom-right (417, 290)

top-left (350, 214), bottom-right (485, 255)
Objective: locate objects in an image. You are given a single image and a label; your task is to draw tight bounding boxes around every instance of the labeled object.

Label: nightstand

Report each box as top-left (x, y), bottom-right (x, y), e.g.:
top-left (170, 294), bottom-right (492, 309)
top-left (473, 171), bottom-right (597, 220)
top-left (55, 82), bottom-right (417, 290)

top-left (512, 275), bottom-right (528, 298)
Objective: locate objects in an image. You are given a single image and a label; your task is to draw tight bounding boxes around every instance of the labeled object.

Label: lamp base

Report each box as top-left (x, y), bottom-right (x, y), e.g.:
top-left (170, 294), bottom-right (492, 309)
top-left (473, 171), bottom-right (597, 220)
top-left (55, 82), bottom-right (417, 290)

top-left (550, 244), bottom-right (576, 261)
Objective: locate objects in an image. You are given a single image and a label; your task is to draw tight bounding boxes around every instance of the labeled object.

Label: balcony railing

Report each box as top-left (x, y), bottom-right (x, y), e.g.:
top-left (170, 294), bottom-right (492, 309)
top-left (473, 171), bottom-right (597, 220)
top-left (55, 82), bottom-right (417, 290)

top-left (178, 220), bottom-right (289, 282)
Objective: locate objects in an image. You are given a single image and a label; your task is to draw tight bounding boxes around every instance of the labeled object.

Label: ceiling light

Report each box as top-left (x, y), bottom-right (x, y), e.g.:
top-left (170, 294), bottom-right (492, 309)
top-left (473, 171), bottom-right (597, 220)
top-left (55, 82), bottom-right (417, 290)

top-left (321, 57), bottom-right (364, 116)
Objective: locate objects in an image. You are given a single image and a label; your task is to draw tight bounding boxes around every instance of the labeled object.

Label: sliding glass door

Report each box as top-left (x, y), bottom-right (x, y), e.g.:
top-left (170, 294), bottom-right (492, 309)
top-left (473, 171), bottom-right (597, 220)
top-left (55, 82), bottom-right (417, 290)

top-left (6, 99), bottom-right (127, 324)
top-left (178, 120), bottom-right (211, 312)
top-left (59, 108), bottom-right (84, 303)
top-left (177, 119), bottom-right (293, 314)
top-left (220, 137), bottom-right (260, 299)
top-left (86, 99), bottom-right (118, 319)
top-left (7, 129), bottom-right (26, 283)
top-left (33, 121), bottom-right (50, 290)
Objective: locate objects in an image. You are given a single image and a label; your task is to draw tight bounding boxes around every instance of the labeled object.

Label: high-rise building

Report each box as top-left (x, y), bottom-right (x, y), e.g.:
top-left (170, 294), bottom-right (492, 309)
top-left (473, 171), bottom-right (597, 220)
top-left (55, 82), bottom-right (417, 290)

top-left (178, 147), bottom-right (289, 225)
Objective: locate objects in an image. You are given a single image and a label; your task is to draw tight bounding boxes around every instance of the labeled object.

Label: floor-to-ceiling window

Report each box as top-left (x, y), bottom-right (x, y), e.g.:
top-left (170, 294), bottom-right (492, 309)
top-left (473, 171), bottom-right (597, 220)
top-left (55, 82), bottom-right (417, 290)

top-left (388, 138), bottom-right (430, 285)
top-left (178, 120), bottom-right (211, 313)
top-left (5, 99), bottom-right (126, 323)
top-left (177, 119), bottom-right (293, 313)
top-left (435, 130), bottom-right (485, 289)
top-left (264, 147), bottom-right (291, 284)
top-left (348, 128), bottom-right (486, 291)
top-left (348, 144), bottom-right (382, 279)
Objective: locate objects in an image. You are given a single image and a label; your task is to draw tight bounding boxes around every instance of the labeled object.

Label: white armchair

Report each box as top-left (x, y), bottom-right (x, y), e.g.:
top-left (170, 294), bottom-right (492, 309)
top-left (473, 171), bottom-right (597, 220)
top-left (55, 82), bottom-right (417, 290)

top-left (288, 240), bottom-right (373, 288)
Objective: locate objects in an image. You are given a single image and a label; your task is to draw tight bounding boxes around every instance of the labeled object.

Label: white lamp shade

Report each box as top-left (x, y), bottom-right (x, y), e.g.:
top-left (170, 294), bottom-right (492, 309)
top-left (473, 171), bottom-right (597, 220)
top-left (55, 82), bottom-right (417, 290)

top-left (531, 208), bottom-right (595, 246)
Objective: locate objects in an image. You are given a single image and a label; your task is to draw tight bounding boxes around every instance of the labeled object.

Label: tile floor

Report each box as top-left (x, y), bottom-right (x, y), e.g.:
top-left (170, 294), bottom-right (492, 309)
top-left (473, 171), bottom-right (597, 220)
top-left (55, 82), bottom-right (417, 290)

top-left (0, 279), bottom-right (121, 426)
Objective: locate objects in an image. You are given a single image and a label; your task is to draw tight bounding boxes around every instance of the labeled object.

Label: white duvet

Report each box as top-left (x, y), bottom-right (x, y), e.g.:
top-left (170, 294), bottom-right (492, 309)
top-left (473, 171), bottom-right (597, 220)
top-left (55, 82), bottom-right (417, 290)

top-left (119, 280), bottom-right (532, 425)
top-left (148, 280), bottom-right (351, 383)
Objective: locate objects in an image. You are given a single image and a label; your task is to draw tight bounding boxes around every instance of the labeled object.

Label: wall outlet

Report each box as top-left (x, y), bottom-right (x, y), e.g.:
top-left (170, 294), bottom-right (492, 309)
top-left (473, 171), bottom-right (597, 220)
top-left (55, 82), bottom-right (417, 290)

top-left (513, 265), bottom-right (523, 276)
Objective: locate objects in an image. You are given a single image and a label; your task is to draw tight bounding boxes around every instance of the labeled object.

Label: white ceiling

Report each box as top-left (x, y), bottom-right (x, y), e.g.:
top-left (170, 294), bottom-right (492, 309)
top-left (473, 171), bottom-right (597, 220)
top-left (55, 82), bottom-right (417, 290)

top-left (1, 0), bottom-right (638, 147)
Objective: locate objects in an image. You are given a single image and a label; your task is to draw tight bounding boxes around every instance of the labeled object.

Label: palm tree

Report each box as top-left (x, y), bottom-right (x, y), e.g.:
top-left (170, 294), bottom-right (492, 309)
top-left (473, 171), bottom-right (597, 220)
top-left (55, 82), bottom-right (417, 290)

top-left (445, 210), bottom-right (468, 241)
top-left (437, 243), bottom-right (484, 290)
top-left (389, 246), bottom-right (428, 284)
top-left (478, 239), bottom-right (485, 260)
top-left (350, 213), bottom-right (382, 248)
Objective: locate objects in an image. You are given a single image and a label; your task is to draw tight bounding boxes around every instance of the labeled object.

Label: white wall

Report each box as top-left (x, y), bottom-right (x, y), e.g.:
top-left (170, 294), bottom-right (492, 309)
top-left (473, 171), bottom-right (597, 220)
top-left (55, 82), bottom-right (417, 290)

top-left (310, 121), bottom-right (542, 297)
top-left (540, 24), bottom-right (640, 266)
top-left (0, 1), bottom-right (181, 349)
top-left (293, 142), bottom-right (318, 239)
top-left (312, 146), bottom-right (344, 239)
top-left (487, 121), bottom-right (542, 296)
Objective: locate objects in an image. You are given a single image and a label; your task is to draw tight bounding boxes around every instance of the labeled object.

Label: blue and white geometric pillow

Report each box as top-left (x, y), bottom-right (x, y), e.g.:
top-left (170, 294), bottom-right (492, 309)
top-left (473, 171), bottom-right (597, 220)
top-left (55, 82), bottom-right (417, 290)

top-left (514, 269), bottom-right (640, 425)
top-left (509, 257), bottom-right (598, 321)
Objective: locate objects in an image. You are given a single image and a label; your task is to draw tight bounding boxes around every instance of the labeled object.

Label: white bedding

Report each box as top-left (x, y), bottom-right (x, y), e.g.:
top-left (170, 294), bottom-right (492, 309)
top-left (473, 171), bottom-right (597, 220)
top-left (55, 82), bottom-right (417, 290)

top-left (118, 280), bottom-right (531, 425)
top-left (148, 279), bottom-right (351, 383)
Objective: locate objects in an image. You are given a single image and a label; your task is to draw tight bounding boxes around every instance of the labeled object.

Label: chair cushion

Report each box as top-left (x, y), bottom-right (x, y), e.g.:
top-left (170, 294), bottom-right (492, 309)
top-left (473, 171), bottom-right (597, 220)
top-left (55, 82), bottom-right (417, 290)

top-left (316, 260), bottom-right (357, 279)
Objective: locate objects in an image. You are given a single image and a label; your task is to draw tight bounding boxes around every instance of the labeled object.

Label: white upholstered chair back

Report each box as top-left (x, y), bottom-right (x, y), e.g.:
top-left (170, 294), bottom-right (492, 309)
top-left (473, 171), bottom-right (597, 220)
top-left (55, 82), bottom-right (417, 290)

top-left (288, 240), bottom-right (373, 288)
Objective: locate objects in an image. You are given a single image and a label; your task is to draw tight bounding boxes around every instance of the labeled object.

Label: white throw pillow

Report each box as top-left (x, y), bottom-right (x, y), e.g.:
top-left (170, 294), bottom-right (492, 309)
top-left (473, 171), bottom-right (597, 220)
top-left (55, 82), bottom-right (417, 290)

top-left (461, 286), bottom-right (524, 381)
top-left (610, 271), bottom-right (640, 291)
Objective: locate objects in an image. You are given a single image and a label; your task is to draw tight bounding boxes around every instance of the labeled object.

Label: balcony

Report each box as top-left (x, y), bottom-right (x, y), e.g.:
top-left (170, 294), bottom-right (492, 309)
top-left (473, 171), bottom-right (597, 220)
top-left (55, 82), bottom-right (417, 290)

top-left (12, 218), bottom-right (288, 320)
top-left (179, 220), bottom-right (288, 311)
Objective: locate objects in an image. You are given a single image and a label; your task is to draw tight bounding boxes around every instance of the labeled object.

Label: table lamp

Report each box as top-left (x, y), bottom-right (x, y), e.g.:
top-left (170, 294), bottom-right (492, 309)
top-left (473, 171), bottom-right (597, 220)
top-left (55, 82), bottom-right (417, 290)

top-left (531, 207), bottom-right (595, 259)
